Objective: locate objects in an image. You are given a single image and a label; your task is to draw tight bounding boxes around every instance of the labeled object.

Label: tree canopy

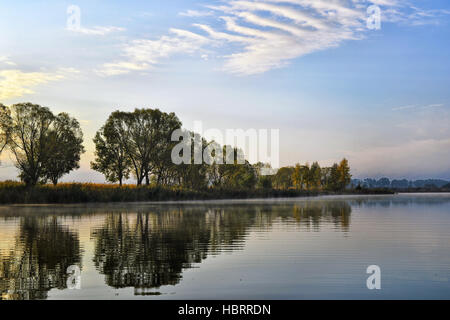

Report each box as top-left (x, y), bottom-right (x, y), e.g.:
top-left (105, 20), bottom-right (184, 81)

top-left (0, 103), bottom-right (85, 186)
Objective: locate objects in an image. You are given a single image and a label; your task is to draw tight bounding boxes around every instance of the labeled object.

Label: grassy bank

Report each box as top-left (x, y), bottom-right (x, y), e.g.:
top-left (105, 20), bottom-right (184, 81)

top-left (0, 181), bottom-right (394, 205)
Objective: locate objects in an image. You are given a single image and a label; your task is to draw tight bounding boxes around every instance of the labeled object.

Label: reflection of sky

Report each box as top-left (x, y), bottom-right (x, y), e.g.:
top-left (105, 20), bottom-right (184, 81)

top-left (0, 1), bottom-right (450, 182)
top-left (0, 194), bottom-right (449, 299)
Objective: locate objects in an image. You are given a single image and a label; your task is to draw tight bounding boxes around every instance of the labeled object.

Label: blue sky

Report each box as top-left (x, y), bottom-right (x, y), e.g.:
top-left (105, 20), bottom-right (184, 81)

top-left (1, 0), bottom-right (450, 182)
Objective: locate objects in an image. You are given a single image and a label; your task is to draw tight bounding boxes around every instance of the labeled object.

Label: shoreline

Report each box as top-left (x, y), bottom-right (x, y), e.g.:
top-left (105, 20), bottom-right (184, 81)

top-left (0, 182), bottom-right (396, 205)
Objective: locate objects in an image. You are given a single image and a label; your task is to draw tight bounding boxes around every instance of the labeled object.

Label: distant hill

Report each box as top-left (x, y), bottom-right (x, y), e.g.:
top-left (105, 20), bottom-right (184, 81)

top-left (351, 178), bottom-right (449, 189)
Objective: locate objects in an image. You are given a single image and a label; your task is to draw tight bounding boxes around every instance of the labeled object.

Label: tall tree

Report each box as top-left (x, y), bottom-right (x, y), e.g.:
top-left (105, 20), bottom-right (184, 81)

top-left (327, 163), bottom-right (340, 191)
top-left (273, 166), bottom-right (294, 189)
top-left (0, 104), bottom-right (10, 156)
top-left (44, 113), bottom-right (85, 185)
top-left (337, 158), bottom-right (351, 190)
top-left (0, 103), bottom-right (55, 186)
top-left (93, 108), bottom-right (182, 186)
top-left (91, 121), bottom-right (131, 186)
top-left (309, 162), bottom-right (322, 190)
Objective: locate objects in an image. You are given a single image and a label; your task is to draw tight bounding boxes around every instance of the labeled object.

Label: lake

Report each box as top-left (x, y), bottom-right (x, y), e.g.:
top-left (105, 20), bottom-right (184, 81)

top-left (1, 193), bottom-right (449, 300)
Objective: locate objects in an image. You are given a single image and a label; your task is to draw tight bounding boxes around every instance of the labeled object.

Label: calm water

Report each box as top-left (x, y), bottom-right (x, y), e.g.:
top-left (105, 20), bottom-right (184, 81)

top-left (1, 193), bottom-right (450, 300)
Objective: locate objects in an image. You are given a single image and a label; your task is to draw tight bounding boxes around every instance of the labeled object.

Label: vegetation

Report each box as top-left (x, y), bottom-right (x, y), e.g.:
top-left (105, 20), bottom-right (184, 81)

top-left (0, 181), bottom-right (323, 204)
top-left (0, 102), bottom-right (359, 204)
top-left (0, 103), bottom-right (84, 186)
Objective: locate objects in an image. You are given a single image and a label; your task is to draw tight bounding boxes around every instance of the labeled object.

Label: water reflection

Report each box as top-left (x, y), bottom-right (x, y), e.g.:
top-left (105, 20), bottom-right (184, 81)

top-left (0, 217), bottom-right (81, 300)
top-left (90, 202), bottom-right (351, 293)
top-left (2, 195), bottom-right (449, 300)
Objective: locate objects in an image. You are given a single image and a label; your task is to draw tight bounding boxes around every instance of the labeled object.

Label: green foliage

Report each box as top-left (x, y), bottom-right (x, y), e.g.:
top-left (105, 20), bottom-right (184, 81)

top-left (280, 158), bottom-right (352, 192)
top-left (0, 103), bottom-right (85, 186)
top-left (0, 181), bottom-right (319, 204)
top-left (0, 103), bottom-right (10, 156)
top-left (91, 117), bottom-right (131, 186)
top-left (1, 102), bottom-right (354, 197)
top-left (91, 108), bottom-right (182, 186)
top-left (273, 166), bottom-right (294, 189)
top-left (44, 113), bottom-right (85, 185)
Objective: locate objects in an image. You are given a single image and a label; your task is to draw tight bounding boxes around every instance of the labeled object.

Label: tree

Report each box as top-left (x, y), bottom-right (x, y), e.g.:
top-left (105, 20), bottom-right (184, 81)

top-left (273, 166), bottom-right (294, 189)
top-left (309, 162), bottom-right (322, 190)
top-left (91, 118), bottom-right (131, 186)
top-left (0, 103), bottom-right (85, 186)
top-left (93, 108), bottom-right (182, 186)
top-left (0, 103), bottom-right (55, 186)
top-left (292, 163), bottom-right (310, 190)
top-left (0, 104), bottom-right (10, 156)
top-left (337, 158), bottom-right (352, 190)
top-left (44, 113), bottom-right (85, 185)
top-left (326, 163), bottom-right (340, 191)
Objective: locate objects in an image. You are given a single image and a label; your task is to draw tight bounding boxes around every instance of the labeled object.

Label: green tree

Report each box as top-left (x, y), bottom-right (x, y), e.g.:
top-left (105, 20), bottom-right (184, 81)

top-left (273, 166), bottom-right (294, 189)
top-left (94, 108), bottom-right (182, 186)
top-left (309, 162), bottom-right (322, 190)
top-left (0, 103), bottom-right (55, 186)
top-left (44, 113), bottom-right (85, 185)
top-left (337, 158), bottom-right (351, 190)
top-left (326, 163), bottom-right (340, 191)
top-left (292, 163), bottom-right (311, 190)
top-left (0, 103), bottom-right (10, 156)
top-left (91, 118), bottom-right (131, 186)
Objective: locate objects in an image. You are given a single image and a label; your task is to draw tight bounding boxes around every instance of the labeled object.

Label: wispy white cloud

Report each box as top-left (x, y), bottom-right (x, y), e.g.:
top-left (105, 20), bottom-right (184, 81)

top-left (98, 0), bottom-right (450, 76)
top-left (179, 10), bottom-right (214, 17)
top-left (68, 26), bottom-right (125, 36)
top-left (96, 28), bottom-right (212, 76)
top-left (383, 5), bottom-right (450, 26)
top-left (392, 103), bottom-right (445, 111)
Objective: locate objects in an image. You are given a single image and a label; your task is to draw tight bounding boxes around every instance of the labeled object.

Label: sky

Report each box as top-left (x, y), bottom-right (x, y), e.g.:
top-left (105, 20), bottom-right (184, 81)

top-left (0, 0), bottom-right (450, 182)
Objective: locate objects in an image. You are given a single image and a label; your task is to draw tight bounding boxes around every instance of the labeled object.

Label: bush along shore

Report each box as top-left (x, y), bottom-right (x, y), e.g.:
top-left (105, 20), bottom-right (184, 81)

top-left (0, 182), bottom-right (394, 205)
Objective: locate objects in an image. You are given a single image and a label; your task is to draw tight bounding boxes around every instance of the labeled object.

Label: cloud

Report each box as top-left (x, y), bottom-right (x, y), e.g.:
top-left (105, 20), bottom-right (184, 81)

top-left (98, 0), bottom-right (450, 76)
top-left (392, 103), bottom-right (445, 111)
top-left (68, 26), bottom-right (125, 36)
top-left (179, 10), bottom-right (214, 17)
top-left (96, 28), bottom-right (212, 76)
top-left (0, 69), bottom-right (65, 101)
top-left (0, 56), bottom-right (17, 66)
top-left (382, 5), bottom-right (450, 26)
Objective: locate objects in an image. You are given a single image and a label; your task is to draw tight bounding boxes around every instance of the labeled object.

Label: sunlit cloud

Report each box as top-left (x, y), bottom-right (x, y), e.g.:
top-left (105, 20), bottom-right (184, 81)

top-left (0, 56), bottom-right (16, 66)
top-left (0, 69), bottom-right (70, 101)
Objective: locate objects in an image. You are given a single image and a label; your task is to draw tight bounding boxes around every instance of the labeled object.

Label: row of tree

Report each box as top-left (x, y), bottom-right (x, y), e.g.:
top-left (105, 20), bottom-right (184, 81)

top-left (0, 103), bottom-right (352, 190)
top-left (272, 159), bottom-right (352, 191)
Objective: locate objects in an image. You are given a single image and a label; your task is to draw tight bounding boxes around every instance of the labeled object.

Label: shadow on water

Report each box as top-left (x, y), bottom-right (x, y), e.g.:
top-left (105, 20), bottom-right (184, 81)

top-left (1, 194), bottom-right (449, 299)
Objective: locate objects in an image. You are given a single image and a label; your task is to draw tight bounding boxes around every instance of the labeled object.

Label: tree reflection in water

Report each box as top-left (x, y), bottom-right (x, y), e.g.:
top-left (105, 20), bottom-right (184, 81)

top-left (0, 201), bottom-right (354, 299)
top-left (91, 202), bottom-right (352, 294)
top-left (0, 217), bottom-right (81, 300)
